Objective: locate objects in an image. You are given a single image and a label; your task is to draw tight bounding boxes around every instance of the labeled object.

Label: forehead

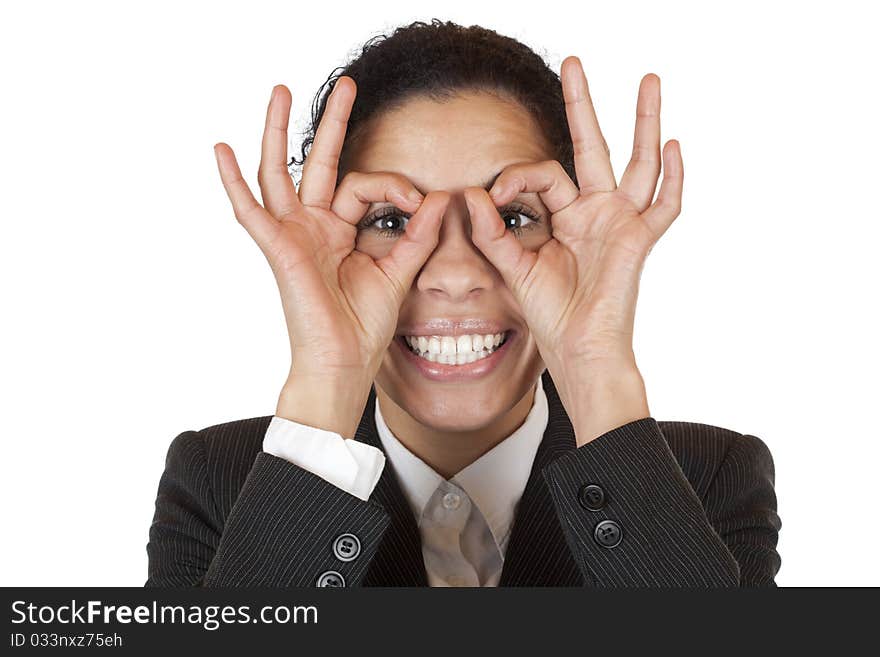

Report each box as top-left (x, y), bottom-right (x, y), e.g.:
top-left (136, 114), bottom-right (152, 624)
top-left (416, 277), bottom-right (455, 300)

top-left (344, 91), bottom-right (553, 191)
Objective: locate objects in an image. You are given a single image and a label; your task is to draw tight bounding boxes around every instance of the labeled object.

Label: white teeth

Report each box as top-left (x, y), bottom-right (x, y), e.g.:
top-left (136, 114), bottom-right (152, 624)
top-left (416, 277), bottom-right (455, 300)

top-left (402, 331), bottom-right (509, 365)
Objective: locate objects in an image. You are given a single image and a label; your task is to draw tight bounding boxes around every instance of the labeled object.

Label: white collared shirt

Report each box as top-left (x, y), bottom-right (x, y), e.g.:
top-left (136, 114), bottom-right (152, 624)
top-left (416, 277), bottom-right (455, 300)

top-left (263, 375), bottom-right (549, 587)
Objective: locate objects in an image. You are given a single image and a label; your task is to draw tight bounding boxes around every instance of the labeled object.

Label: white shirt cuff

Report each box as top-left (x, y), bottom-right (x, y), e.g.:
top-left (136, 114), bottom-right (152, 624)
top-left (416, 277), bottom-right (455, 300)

top-left (263, 416), bottom-right (385, 501)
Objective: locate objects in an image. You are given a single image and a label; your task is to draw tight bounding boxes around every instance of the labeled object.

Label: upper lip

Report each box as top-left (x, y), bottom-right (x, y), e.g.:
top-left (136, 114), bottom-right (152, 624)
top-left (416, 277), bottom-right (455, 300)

top-left (397, 318), bottom-right (512, 337)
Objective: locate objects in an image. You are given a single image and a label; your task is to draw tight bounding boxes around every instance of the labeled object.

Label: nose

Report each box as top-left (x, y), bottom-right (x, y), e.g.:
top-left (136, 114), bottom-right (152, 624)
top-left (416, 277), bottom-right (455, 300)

top-left (416, 192), bottom-right (497, 302)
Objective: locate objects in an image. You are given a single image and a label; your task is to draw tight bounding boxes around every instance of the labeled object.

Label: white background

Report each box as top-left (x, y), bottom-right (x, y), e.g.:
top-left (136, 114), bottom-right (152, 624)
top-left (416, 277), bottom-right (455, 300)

top-left (1, 0), bottom-right (877, 586)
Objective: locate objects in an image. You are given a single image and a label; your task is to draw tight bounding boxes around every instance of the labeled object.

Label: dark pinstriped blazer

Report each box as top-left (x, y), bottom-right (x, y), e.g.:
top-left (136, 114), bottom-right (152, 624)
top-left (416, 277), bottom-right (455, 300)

top-left (146, 370), bottom-right (781, 587)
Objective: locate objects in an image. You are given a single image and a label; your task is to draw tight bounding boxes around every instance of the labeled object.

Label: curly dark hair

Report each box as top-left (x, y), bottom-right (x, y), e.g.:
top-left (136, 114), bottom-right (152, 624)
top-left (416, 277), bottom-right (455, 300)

top-left (289, 19), bottom-right (576, 184)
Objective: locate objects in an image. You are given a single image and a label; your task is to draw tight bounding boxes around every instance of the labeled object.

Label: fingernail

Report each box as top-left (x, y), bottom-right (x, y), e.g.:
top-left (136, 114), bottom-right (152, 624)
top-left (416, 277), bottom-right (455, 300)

top-left (269, 87), bottom-right (277, 103)
top-left (407, 189), bottom-right (423, 204)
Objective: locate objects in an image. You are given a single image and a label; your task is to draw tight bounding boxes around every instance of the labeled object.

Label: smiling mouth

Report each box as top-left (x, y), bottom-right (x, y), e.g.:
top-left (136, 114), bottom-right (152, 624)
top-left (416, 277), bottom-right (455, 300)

top-left (399, 330), bottom-right (510, 365)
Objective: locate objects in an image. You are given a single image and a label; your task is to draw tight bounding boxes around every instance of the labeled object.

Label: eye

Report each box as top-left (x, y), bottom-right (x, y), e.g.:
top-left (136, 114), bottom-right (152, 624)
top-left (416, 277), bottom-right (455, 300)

top-left (357, 202), bottom-right (542, 239)
top-left (357, 207), bottom-right (411, 238)
top-left (500, 203), bottom-right (541, 236)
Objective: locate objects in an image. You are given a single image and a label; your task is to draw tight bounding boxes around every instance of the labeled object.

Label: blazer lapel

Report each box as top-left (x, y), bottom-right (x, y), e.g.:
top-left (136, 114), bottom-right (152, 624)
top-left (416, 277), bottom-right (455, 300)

top-left (498, 370), bottom-right (586, 586)
top-left (357, 384), bottom-right (429, 587)
top-left (356, 370), bottom-right (584, 587)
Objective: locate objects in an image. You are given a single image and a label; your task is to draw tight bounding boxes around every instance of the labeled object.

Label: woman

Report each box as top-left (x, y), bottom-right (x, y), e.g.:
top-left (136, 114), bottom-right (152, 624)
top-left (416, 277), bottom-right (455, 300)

top-left (146, 20), bottom-right (781, 587)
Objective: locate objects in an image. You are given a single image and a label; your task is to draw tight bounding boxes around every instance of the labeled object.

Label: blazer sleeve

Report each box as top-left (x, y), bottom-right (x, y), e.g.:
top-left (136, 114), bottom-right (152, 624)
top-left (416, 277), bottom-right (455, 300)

top-left (541, 417), bottom-right (781, 587)
top-left (145, 429), bottom-right (391, 587)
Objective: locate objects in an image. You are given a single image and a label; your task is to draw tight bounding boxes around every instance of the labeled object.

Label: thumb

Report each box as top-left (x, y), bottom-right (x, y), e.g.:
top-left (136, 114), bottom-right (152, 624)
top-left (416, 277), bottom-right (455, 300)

top-left (464, 187), bottom-right (534, 295)
top-left (374, 191), bottom-right (450, 300)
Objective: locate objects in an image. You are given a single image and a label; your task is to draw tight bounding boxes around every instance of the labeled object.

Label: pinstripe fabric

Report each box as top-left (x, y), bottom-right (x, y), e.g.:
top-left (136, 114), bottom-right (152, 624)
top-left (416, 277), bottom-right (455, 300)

top-left (146, 370), bottom-right (781, 587)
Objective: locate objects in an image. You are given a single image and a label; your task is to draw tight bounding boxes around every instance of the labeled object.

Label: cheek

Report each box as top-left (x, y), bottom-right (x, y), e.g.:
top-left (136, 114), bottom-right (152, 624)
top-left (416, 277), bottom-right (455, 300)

top-left (518, 228), bottom-right (553, 253)
top-left (355, 234), bottom-right (394, 259)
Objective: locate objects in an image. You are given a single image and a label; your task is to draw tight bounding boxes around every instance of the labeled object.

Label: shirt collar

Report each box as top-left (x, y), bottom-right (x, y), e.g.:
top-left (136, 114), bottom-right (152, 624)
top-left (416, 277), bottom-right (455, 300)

top-left (374, 374), bottom-right (549, 553)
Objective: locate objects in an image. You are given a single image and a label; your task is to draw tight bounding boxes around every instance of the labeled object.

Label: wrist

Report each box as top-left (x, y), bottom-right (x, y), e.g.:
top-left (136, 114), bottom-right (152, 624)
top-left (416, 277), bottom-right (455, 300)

top-left (550, 361), bottom-right (650, 447)
top-left (276, 372), bottom-right (373, 439)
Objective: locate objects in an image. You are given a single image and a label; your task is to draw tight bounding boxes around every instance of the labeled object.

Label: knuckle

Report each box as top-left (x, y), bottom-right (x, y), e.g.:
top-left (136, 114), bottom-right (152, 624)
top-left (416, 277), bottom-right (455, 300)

top-left (383, 172), bottom-right (415, 196)
top-left (631, 143), bottom-right (659, 162)
top-left (496, 164), bottom-right (522, 185)
top-left (333, 173), bottom-right (361, 203)
top-left (384, 171), bottom-right (411, 187)
top-left (547, 160), bottom-right (568, 186)
top-left (510, 173), bottom-right (528, 191)
top-left (663, 198), bottom-right (682, 215)
top-left (337, 170), bottom-right (361, 190)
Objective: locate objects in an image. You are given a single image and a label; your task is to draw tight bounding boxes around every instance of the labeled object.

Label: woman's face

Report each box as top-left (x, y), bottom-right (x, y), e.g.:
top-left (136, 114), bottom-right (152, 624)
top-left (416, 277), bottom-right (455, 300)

top-left (344, 90), bottom-right (554, 432)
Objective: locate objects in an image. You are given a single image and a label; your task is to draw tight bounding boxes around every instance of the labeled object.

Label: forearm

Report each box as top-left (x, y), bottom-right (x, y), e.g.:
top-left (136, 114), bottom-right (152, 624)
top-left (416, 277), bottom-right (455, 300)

top-left (204, 451), bottom-right (390, 587)
top-left (147, 428), bottom-right (391, 588)
top-left (276, 371), bottom-right (374, 439)
top-left (544, 362), bottom-right (745, 586)
top-left (543, 417), bottom-right (740, 587)
top-left (550, 360), bottom-right (651, 447)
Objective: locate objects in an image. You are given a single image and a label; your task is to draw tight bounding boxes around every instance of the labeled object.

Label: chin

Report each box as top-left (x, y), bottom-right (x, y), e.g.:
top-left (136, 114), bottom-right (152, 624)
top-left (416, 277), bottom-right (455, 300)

top-left (373, 379), bottom-right (508, 433)
top-left (403, 393), bottom-right (508, 433)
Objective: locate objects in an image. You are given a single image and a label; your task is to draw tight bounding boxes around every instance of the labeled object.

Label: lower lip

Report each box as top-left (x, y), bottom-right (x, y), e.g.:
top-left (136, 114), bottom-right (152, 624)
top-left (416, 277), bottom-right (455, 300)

top-left (394, 331), bottom-right (517, 382)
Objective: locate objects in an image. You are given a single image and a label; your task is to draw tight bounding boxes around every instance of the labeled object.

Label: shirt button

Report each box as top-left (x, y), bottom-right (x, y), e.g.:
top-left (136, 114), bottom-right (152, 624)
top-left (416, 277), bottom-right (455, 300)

top-left (442, 492), bottom-right (462, 510)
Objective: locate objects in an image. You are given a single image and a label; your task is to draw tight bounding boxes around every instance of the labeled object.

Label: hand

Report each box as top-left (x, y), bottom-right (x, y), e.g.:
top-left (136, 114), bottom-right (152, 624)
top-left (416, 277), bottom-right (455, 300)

top-left (213, 79), bottom-right (448, 436)
top-left (464, 57), bottom-right (682, 443)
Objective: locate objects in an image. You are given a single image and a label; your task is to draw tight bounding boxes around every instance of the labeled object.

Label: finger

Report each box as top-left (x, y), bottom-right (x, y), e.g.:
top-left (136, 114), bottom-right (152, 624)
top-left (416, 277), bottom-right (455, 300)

top-left (561, 56), bottom-right (617, 194)
top-left (330, 171), bottom-right (424, 225)
top-left (641, 140), bottom-right (683, 241)
top-left (488, 160), bottom-right (579, 213)
top-left (258, 84), bottom-right (301, 220)
top-left (464, 187), bottom-right (536, 293)
top-left (214, 143), bottom-right (279, 249)
top-left (375, 191), bottom-right (450, 299)
top-left (618, 74), bottom-right (662, 212)
top-left (298, 76), bottom-right (356, 209)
